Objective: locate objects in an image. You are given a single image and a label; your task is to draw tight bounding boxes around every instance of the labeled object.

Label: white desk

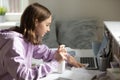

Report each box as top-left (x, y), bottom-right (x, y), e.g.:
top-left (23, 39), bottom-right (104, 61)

top-left (104, 21), bottom-right (120, 65)
top-left (104, 21), bottom-right (120, 80)
top-left (32, 48), bottom-right (105, 80)
top-left (104, 21), bottom-right (120, 46)
top-left (41, 68), bottom-right (101, 80)
top-left (0, 21), bottom-right (19, 29)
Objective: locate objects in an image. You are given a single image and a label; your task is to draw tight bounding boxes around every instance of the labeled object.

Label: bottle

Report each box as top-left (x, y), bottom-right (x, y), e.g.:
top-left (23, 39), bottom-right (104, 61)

top-left (58, 60), bottom-right (65, 73)
top-left (57, 44), bottom-right (66, 73)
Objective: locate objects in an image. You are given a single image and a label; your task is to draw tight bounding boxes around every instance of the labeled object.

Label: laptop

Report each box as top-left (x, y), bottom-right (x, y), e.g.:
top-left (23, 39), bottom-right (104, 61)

top-left (79, 56), bottom-right (98, 70)
top-left (69, 34), bottom-right (109, 70)
top-left (67, 50), bottom-right (98, 70)
top-left (75, 33), bottom-right (109, 70)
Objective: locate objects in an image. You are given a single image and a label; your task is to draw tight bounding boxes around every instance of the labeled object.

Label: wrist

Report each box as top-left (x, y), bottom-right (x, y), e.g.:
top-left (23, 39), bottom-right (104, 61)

top-left (65, 53), bottom-right (70, 61)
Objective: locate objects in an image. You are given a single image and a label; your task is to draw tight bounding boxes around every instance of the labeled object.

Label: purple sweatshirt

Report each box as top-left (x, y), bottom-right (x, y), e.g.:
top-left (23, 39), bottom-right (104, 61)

top-left (0, 29), bottom-right (59, 80)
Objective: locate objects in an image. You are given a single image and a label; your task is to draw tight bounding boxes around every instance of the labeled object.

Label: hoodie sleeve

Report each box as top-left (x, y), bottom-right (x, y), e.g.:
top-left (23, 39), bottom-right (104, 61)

top-left (4, 49), bottom-right (59, 80)
top-left (33, 44), bottom-right (57, 62)
top-left (3, 38), bottom-right (59, 80)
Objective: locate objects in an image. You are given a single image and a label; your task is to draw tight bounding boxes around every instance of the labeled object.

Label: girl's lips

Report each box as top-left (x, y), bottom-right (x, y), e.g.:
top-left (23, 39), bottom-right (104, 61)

top-left (42, 32), bottom-right (47, 37)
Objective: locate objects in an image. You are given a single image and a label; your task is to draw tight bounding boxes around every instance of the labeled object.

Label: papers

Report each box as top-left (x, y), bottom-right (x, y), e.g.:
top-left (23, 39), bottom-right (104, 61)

top-left (55, 77), bottom-right (72, 80)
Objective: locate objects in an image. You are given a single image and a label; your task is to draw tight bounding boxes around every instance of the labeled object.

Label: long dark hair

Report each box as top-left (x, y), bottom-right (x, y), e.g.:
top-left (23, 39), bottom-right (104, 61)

top-left (15, 3), bottom-right (51, 45)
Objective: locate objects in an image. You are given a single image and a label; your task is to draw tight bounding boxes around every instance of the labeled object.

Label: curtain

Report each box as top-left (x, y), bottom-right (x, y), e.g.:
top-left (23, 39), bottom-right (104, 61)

top-left (0, 0), bottom-right (28, 13)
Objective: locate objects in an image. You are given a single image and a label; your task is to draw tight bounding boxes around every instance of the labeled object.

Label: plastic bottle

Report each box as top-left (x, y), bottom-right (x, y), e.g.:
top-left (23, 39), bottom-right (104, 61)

top-left (58, 60), bottom-right (65, 73)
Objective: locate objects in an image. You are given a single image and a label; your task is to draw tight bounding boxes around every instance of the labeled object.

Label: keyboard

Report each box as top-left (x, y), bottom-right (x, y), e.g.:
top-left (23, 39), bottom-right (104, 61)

top-left (80, 57), bottom-right (96, 68)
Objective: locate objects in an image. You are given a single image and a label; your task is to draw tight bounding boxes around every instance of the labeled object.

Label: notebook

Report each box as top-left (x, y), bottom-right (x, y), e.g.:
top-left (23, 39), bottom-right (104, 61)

top-left (55, 77), bottom-right (72, 80)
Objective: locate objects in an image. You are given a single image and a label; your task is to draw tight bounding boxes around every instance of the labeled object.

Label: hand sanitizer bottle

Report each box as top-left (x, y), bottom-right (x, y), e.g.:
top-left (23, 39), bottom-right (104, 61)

top-left (58, 60), bottom-right (65, 73)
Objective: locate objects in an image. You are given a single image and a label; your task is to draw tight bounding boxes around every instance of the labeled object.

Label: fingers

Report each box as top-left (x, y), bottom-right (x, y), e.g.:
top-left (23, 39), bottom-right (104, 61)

top-left (60, 44), bottom-right (65, 48)
top-left (67, 55), bottom-right (85, 68)
top-left (58, 45), bottom-right (67, 53)
top-left (77, 62), bottom-right (86, 67)
top-left (57, 44), bottom-right (67, 60)
top-left (73, 62), bottom-right (84, 68)
top-left (54, 52), bottom-right (63, 62)
top-left (55, 45), bottom-right (67, 62)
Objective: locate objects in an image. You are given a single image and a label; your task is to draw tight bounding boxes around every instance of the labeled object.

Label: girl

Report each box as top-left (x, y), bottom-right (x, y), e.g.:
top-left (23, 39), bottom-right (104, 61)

top-left (0, 3), bottom-right (84, 80)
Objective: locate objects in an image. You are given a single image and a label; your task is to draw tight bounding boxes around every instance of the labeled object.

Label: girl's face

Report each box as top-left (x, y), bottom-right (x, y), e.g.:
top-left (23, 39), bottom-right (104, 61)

top-left (35, 15), bottom-right (52, 37)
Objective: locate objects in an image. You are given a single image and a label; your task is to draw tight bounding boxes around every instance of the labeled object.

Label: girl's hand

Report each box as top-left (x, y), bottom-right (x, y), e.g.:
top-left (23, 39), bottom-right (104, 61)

top-left (67, 55), bottom-right (85, 68)
top-left (54, 45), bottom-right (67, 62)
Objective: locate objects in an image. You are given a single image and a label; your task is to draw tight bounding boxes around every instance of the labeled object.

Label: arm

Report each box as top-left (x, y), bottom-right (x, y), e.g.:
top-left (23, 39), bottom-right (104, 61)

top-left (3, 39), bottom-right (60, 80)
top-left (54, 45), bottom-right (85, 68)
top-left (33, 44), bottom-right (67, 62)
top-left (4, 51), bottom-right (59, 80)
top-left (33, 44), bottom-right (57, 62)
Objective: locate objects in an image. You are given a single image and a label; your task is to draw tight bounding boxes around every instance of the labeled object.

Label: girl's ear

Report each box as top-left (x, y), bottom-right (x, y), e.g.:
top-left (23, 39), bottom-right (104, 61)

top-left (35, 19), bottom-right (38, 27)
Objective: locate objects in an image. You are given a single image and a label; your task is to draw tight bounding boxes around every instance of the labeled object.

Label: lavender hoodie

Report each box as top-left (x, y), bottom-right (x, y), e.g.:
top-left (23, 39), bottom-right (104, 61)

top-left (0, 29), bottom-right (59, 80)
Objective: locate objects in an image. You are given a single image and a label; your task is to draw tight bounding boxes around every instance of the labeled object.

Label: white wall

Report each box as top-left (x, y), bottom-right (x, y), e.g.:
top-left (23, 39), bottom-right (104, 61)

top-left (29, 0), bottom-right (120, 21)
top-left (29, 0), bottom-right (120, 41)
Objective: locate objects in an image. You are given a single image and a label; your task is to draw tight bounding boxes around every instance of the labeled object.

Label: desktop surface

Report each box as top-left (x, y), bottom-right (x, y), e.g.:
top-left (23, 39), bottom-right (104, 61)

top-left (40, 67), bottom-right (101, 80)
top-left (33, 48), bottom-right (108, 80)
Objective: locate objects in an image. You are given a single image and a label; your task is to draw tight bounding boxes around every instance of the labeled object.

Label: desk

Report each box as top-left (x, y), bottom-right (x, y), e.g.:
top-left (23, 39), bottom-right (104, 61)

top-left (104, 21), bottom-right (120, 65)
top-left (0, 21), bottom-right (19, 29)
top-left (41, 68), bottom-right (101, 80)
top-left (104, 21), bottom-right (120, 46)
top-left (104, 21), bottom-right (120, 80)
top-left (32, 48), bottom-right (106, 80)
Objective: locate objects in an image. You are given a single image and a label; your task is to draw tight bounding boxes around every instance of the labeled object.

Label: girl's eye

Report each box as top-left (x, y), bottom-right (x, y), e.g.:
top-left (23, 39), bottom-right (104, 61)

top-left (47, 24), bottom-right (51, 27)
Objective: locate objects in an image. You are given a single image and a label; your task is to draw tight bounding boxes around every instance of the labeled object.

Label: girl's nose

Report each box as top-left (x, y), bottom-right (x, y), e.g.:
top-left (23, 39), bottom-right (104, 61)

top-left (47, 27), bottom-right (50, 32)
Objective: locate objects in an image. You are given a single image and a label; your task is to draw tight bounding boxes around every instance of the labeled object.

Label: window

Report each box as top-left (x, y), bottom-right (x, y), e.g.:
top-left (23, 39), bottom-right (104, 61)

top-left (0, 0), bottom-right (29, 21)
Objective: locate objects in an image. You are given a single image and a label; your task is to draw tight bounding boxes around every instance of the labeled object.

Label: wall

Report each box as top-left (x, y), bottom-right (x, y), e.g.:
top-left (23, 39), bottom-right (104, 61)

top-left (29, 0), bottom-right (120, 40)
top-left (29, 0), bottom-right (120, 21)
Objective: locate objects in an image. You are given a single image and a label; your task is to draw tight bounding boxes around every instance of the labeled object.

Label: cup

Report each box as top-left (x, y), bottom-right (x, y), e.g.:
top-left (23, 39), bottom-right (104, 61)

top-left (99, 57), bottom-right (108, 71)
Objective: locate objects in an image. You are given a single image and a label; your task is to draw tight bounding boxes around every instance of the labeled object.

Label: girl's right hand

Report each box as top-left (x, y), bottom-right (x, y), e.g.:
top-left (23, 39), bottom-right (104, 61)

top-left (54, 45), bottom-right (67, 62)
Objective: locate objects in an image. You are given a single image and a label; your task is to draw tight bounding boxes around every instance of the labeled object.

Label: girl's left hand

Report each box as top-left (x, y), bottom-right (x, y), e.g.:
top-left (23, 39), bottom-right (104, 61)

top-left (67, 55), bottom-right (85, 68)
